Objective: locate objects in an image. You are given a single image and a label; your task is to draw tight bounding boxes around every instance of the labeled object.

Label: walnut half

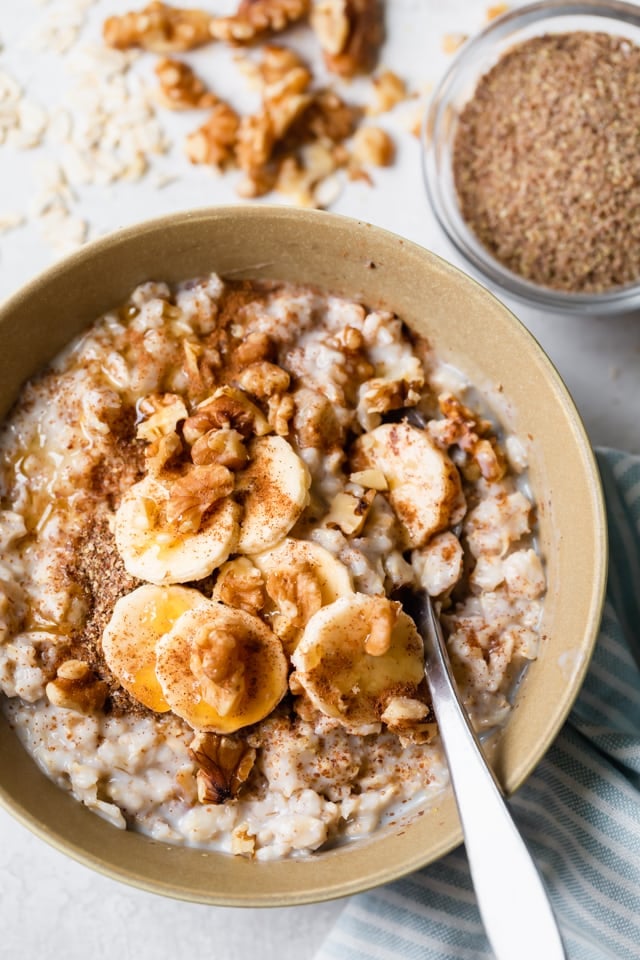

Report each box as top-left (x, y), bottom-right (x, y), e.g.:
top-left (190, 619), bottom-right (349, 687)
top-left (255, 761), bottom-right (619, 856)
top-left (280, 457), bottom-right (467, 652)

top-left (190, 732), bottom-right (257, 804)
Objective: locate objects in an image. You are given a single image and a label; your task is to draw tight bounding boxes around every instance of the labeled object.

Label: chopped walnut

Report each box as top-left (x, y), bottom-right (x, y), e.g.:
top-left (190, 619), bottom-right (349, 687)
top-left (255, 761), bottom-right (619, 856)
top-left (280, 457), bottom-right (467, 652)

top-left (275, 141), bottom-right (341, 207)
top-left (137, 393), bottom-right (189, 441)
top-left (155, 57), bottom-right (219, 110)
top-left (236, 51), bottom-right (312, 177)
top-left (183, 386), bottom-right (271, 443)
top-left (266, 564), bottom-right (323, 649)
top-left (213, 557), bottom-right (265, 614)
top-left (46, 660), bottom-right (109, 715)
top-left (435, 393), bottom-right (506, 481)
top-left (236, 361), bottom-right (291, 399)
top-left (231, 822), bottom-right (256, 856)
top-left (296, 90), bottom-right (361, 147)
top-left (265, 70), bottom-right (313, 140)
top-left (381, 696), bottom-right (435, 744)
top-left (104, 1), bottom-right (213, 53)
top-left (190, 428), bottom-right (248, 469)
top-left (267, 392), bottom-right (295, 436)
top-left (367, 69), bottom-right (409, 116)
top-left (351, 125), bottom-right (395, 167)
top-left (210, 0), bottom-right (310, 44)
top-left (185, 102), bottom-right (240, 169)
top-left (310, 0), bottom-right (350, 55)
top-left (363, 598), bottom-right (400, 656)
top-left (165, 463), bottom-right (234, 532)
top-left (233, 332), bottom-right (276, 367)
top-left (259, 44), bottom-right (308, 85)
top-left (318, 0), bottom-right (384, 78)
top-left (349, 468), bottom-right (388, 491)
top-left (190, 732), bottom-right (256, 804)
top-left (324, 489), bottom-right (375, 536)
top-left (358, 376), bottom-right (421, 416)
top-left (235, 112), bottom-right (276, 175)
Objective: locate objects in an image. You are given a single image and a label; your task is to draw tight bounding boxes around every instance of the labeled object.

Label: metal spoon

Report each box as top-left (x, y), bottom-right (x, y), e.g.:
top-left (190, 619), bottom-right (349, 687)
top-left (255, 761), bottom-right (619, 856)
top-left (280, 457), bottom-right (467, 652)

top-left (409, 590), bottom-right (567, 960)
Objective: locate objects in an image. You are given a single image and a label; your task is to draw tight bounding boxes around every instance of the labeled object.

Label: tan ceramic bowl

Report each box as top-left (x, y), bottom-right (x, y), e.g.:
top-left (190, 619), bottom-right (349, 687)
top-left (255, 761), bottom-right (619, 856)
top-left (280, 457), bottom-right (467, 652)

top-left (0, 206), bottom-right (606, 906)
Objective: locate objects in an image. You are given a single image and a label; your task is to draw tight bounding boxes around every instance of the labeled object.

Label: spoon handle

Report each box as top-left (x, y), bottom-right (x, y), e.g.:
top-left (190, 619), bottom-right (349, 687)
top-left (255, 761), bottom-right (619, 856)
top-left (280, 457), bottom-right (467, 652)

top-left (415, 593), bottom-right (567, 960)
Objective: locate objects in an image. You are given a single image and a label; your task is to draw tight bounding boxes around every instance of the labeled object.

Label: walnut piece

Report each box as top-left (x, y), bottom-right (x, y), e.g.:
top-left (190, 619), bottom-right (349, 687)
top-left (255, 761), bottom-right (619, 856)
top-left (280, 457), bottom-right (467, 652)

top-left (381, 696), bottom-right (435, 744)
top-left (367, 69), bottom-right (409, 116)
top-left (155, 57), bottom-right (219, 110)
top-left (267, 392), bottom-right (295, 436)
top-left (165, 463), bottom-right (234, 532)
top-left (213, 557), bottom-right (265, 614)
top-left (351, 125), bottom-right (395, 167)
top-left (190, 732), bottom-right (257, 804)
top-left (210, 0), bottom-right (310, 44)
top-left (185, 102), bottom-right (241, 169)
top-left (436, 393), bottom-right (507, 482)
top-left (236, 361), bottom-right (291, 399)
top-left (46, 660), bottom-right (109, 715)
top-left (324, 489), bottom-right (375, 536)
top-left (183, 386), bottom-right (271, 443)
top-left (259, 44), bottom-right (307, 84)
top-left (358, 375), bottom-right (421, 417)
top-left (137, 393), bottom-right (189, 441)
top-left (233, 332), bottom-right (276, 367)
top-left (190, 428), bottom-right (248, 469)
top-left (318, 0), bottom-right (384, 78)
top-left (293, 89), bottom-right (361, 144)
top-left (104, 1), bottom-right (213, 52)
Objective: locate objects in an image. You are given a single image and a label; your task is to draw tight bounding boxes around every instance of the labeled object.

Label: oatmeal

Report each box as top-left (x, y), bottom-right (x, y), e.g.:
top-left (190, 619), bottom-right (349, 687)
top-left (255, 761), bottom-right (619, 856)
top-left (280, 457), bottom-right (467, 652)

top-left (0, 276), bottom-right (545, 859)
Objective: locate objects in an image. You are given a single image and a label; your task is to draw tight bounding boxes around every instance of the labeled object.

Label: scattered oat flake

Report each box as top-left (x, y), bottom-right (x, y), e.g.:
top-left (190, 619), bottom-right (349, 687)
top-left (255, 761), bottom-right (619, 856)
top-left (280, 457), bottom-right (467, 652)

top-left (0, 213), bottom-right (25, 233)
top-left (442, 33), bottom-right (468, 55)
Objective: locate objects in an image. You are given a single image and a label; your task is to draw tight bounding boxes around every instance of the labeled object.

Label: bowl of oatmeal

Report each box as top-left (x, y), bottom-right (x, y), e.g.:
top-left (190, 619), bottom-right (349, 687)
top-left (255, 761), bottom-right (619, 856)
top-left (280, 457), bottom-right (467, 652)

top-left (0, 206), bottom-right (606, 905)
top-left (423, 0), bottom-right (640, 314)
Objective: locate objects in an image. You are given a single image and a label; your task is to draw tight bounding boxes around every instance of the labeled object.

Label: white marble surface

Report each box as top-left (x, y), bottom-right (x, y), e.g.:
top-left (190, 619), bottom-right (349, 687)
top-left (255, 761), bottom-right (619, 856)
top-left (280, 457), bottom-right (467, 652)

top-left (0, 1), bottom-right (639, 958)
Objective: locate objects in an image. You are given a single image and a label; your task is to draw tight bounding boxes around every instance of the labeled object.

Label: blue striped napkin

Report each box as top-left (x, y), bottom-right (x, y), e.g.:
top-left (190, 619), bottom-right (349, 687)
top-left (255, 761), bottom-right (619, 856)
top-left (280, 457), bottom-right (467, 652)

top-left (316, 449), bottom-right (640, 960)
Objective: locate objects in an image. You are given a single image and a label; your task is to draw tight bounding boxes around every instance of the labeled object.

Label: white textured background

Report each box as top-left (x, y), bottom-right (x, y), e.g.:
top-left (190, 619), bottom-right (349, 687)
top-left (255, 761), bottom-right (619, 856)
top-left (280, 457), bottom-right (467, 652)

top-left (0, 2), bottom-right (639, 958)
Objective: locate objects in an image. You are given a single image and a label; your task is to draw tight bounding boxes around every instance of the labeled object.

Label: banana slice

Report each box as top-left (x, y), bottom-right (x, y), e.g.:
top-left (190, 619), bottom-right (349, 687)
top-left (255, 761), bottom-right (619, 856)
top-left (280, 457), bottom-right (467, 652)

top-left (352, 422), bottom-right (465, 548)
top-left (291, 593), bottom-right (425, 731)
top-left (101, 584), bottom-right (207, 712)
top-left (251, 537), bottom-right (354, 653)
top-left (115, 475), bottom-right (240, 584)
top-left (155, 600), bottom-right (288, 733)
top-left (235, 436), bottom-right (311, 554)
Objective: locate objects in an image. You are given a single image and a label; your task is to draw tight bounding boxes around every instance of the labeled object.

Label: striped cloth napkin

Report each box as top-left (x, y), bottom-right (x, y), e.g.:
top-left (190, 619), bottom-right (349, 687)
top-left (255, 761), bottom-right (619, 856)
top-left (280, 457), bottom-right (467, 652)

top-left (316, 449), bottom-right (640, 960)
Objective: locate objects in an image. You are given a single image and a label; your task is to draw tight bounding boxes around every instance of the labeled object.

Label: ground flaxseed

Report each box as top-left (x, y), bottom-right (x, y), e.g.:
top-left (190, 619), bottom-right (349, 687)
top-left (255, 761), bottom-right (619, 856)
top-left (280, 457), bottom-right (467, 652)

top-left (452, 31), bottom-right (640, 293)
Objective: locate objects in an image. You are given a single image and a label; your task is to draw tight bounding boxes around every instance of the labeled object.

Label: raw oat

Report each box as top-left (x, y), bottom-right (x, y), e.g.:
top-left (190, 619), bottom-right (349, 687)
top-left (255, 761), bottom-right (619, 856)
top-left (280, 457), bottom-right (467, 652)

top-left (452, 32), bottom-right (640, 292)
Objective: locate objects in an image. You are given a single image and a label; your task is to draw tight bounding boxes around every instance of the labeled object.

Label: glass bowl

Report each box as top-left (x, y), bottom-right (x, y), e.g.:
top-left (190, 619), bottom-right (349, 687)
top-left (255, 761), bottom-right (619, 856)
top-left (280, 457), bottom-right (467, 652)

top-left (422, 0), bottom-right (640, 315)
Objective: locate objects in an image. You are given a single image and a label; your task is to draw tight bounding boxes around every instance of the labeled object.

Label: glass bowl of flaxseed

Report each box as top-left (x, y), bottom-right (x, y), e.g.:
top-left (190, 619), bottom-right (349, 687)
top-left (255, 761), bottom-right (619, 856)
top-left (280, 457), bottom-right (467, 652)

top-left (423, 0), bottom-right (640, 314)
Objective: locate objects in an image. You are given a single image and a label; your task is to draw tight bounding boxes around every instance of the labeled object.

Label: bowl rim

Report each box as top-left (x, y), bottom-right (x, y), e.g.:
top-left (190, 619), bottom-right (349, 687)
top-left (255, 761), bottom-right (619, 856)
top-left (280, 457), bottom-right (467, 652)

top-left (422, 0), bottom-right (640, 315)
top-left (0, 205), bottom-right (608, 905)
